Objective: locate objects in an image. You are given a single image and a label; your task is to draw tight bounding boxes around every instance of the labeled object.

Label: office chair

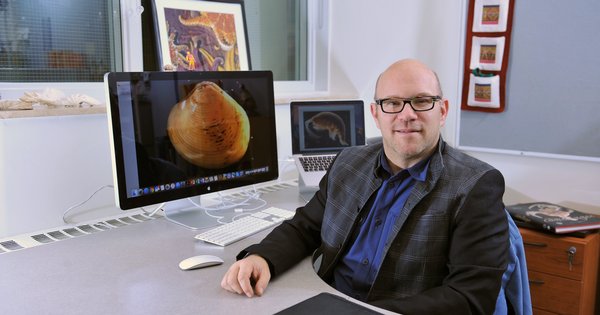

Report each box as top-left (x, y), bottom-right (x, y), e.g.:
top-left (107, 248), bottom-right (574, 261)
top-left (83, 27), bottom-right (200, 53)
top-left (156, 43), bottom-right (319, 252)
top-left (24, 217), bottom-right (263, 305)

top-left (494, 210), bottom-right (533, 315)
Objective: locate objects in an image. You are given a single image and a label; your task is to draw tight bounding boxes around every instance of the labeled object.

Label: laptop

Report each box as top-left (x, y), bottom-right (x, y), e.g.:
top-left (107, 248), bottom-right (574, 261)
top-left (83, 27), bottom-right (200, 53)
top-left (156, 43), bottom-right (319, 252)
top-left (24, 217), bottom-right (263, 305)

top-left (290, 100), bottom-right (366, 193)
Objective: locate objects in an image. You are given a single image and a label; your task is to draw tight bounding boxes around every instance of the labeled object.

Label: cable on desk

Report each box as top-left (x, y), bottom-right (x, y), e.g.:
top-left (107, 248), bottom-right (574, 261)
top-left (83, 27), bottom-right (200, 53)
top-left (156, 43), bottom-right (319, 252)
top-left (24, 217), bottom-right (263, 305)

top-left (62, 184), bottom-right (114, 224)
top-left (187, 185), bottom-right (267, 224)
top-left (194, 185), bottom-right (265, 211)
top-left (63, 184), bottom-right (267, 225)
top-left (140, 203), bottom-right (165, 217)
top-left (63, 185), bottom-right (165, 224)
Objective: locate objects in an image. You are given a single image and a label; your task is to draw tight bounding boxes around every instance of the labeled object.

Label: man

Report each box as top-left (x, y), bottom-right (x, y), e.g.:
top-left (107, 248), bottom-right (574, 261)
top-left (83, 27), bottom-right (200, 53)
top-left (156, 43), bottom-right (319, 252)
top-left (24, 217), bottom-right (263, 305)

top-left (221, 59), bottom-right (508, 314)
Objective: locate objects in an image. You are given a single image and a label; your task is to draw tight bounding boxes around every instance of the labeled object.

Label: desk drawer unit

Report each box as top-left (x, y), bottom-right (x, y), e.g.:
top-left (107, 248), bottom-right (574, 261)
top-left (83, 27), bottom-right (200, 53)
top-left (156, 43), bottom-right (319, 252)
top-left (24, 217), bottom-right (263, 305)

top-left (519, 228), bottom-right (600, 315)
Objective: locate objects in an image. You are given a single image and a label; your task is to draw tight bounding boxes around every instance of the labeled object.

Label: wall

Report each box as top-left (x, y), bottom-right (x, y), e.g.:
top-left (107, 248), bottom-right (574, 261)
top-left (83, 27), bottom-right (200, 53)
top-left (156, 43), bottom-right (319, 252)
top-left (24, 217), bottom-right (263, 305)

top-left (328, 0), bottom-right (600, 213)
top-left (0, 113), bottom-right (119, 238)
top-left (327, 0), bottom-right (464, 144)
top-left (459, 0), bottom-right (600, 160)
top-left (1, 0), bottom-right (599, 238)
top-left (468, 151), bottom-right (600, 214)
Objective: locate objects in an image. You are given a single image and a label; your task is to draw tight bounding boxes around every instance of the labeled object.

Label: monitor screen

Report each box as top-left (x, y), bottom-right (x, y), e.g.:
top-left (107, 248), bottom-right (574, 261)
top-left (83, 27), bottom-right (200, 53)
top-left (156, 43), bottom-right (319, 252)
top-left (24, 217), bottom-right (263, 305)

top-left (290, 100), bottom-right (366, 155)
top-left (104, 71), bottom-right (278, 228)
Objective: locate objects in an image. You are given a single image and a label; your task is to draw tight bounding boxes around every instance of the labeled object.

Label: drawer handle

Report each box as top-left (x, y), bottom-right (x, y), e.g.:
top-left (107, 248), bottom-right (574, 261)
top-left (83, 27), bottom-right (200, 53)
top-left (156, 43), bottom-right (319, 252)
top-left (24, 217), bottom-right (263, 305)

top-left (567, 246), bottom-right (576, 271)
top-left (523, 241), bottom-right (547, 247)
top-left (529, 279), bottom-right (545, 285)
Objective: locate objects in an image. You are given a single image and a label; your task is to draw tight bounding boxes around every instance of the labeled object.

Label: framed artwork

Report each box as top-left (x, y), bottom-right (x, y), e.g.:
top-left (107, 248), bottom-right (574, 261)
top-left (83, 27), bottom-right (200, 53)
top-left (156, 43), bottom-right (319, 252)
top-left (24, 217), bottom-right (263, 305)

top-left (467, 74), bottom-right (500, 108)
top-left (152, 0), bottom-right (251, 71)
top-left (469, 36), bottom-right (505, 71)
top-left (461, 0), bottom-right (513, 113)
top-left (472, 0), bottom-right (510, 32)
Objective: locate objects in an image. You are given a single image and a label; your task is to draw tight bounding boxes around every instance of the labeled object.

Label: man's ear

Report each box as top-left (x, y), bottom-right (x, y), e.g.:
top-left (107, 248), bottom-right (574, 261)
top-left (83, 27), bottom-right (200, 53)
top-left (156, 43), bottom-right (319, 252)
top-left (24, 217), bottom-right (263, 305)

top-left (370, 102), bottom-right (381, 129)
top-left (439, 99), bottom-right (449, 127)
top-left (370, 102), bottom-right (377, 117)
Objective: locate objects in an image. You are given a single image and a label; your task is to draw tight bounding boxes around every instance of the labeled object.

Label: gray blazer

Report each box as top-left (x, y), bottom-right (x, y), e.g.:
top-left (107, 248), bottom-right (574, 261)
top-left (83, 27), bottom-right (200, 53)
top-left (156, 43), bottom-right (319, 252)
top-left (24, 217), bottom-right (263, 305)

top-left (243, 139), bottom-right (508, 314)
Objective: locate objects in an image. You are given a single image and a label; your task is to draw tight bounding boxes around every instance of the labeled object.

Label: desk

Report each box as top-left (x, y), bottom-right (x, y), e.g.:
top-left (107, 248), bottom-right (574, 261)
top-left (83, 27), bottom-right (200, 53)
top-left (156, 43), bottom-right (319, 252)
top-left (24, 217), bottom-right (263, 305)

top-left (0, 182), bottom-right (392, 315)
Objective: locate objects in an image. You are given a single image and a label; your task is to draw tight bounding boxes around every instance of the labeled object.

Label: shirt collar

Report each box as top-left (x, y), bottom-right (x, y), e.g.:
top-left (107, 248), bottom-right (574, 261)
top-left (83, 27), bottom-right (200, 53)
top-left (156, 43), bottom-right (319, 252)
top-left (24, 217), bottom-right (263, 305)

top-left (376, 149), bottom-right (432, 182)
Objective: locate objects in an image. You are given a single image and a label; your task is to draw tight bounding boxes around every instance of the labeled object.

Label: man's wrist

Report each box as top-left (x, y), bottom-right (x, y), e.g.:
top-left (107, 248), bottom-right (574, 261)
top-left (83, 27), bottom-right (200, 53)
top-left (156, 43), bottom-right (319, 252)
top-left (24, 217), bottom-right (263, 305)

top-left (237, 250), bottom-right (275, 276)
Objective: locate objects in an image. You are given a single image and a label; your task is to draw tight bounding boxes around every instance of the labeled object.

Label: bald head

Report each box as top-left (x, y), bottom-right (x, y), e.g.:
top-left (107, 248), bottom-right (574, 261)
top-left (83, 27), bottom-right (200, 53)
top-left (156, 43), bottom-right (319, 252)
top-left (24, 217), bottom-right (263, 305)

top-left (369, 58), bottom-right (449, 170)
top-left (374, 59), bottom-right (443, 99)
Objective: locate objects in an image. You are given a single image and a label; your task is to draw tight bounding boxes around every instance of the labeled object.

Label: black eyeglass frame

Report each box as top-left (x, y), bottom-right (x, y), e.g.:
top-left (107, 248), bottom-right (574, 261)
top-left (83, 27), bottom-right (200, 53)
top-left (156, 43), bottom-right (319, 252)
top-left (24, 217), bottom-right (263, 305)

top-left (374, 95), bottom-right (442, 113)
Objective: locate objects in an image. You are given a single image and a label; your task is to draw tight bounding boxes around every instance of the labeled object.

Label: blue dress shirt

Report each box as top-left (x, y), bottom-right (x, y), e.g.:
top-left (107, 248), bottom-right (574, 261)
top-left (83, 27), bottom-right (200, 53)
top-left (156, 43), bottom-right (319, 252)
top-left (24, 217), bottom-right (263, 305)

top-left (333, 153), bottom-right (430, 301)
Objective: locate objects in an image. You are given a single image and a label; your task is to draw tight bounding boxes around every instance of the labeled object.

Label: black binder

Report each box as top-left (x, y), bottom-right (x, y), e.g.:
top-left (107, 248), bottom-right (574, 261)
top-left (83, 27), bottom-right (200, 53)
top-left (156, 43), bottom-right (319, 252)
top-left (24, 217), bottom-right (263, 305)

top-left (275, 292), bottom-right (383, 315)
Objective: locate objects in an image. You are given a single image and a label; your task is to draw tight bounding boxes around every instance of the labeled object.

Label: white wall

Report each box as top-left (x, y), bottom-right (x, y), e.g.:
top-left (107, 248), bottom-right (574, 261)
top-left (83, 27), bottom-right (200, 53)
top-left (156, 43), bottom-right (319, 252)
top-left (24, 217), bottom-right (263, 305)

top-left (0, 114), bottom-right (119, 238)
top-left (1, 0), bottom-right (599, 238)
top-left (468, 151), bottom-right (600, 214)
top-left (326, 0), bottom-right (467, 149)
top-left (327, 0), bottom-right (600, 214)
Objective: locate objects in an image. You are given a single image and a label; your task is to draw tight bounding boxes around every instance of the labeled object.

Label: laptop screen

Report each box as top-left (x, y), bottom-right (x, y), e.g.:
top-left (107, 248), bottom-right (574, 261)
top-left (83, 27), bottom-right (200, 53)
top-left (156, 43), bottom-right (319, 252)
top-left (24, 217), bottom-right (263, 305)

top-left (290, 100), bottom-right (366, 155)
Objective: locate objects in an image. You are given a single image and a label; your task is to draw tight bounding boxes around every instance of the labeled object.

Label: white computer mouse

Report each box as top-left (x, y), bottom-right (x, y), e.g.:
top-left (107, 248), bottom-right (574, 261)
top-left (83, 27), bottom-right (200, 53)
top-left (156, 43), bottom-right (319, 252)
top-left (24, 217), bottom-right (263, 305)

top-left (179, 254), bottom-right (224, 270)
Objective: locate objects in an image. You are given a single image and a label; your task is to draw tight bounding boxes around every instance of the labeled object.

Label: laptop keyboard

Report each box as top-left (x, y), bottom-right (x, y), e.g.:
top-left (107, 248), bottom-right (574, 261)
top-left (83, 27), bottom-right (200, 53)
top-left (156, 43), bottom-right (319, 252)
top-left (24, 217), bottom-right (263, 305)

top-left (298, 155), bottom-right (335, 172)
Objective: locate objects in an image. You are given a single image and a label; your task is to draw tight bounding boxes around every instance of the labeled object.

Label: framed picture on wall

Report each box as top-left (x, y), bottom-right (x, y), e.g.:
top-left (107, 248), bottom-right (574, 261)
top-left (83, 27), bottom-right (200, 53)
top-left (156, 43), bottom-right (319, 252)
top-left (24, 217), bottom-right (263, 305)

top-left (469, 36), bottom-right (505, 71)
top-left (472, 0), bottom-right (510, 32)
top-left (152, 0), bottom-right (251, 71)
top-left (467, 74), bottom-right (501, 108)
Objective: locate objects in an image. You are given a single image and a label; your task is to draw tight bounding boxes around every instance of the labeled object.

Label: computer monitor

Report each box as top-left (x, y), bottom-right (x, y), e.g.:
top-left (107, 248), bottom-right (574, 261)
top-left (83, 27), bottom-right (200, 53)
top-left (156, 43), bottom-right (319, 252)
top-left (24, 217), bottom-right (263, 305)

top-left (104, 70), bottom-right (278, 229)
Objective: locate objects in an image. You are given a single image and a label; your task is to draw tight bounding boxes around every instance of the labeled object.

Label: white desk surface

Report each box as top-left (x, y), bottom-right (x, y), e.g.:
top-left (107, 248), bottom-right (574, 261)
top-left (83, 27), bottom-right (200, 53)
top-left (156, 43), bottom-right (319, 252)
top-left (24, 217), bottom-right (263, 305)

top-left (0, 183), bottom-right (393, 315)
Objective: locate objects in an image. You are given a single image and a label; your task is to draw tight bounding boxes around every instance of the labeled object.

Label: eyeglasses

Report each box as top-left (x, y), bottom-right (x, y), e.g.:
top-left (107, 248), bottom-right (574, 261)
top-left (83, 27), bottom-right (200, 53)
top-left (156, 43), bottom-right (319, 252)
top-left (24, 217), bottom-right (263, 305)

top-left (374, 96), bottom-right (442, 113)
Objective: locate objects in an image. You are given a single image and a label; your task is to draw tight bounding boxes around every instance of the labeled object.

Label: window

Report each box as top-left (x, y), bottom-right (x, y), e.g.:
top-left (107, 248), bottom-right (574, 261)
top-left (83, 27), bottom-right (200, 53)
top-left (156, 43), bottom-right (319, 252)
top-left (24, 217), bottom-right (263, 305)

top-left (139, 0), bottom-right (328, 94)
top-left (245, 0), bottom-right (330, 94)
top-left (244, 0), bottom-right (307, 81)
top-left (0, 0), bottom-right (328, 95)
top-left (0, 0), bottom-right (122, 82)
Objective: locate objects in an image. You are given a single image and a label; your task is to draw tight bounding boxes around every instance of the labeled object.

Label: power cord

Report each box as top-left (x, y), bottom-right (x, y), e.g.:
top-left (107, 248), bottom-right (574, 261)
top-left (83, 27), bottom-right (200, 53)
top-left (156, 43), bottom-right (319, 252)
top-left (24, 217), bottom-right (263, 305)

top-left (187, 185), bottom-right (267, 224)
top-left (63, 184), bottom-right (266, 225)
top-left (62, 184), bottom-right (165, 224)
top-left (140, 203), bottom-right (165, 217)
top-left (62, 184), bottom-right (114, 224)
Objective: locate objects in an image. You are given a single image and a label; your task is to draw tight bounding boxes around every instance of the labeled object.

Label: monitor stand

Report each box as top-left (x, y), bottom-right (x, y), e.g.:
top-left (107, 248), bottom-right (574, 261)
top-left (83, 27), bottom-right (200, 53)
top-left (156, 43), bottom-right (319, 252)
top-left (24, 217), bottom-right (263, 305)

top-left (162, 193), bottom-right (265, 230)
top-left (162, 197), bottom-right (220, 230)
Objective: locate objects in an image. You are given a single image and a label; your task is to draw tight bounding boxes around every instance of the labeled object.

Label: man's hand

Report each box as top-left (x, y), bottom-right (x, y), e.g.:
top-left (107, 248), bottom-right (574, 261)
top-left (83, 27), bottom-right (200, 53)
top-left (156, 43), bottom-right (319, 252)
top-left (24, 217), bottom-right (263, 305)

top-left (221, 254), bottom-right (271, 297)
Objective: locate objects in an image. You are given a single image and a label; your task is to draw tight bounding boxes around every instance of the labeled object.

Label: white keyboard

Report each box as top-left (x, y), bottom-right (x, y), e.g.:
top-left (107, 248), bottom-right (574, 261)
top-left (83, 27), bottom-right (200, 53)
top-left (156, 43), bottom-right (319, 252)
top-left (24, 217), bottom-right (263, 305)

top-left (194, 207), bottom-right (295, 246)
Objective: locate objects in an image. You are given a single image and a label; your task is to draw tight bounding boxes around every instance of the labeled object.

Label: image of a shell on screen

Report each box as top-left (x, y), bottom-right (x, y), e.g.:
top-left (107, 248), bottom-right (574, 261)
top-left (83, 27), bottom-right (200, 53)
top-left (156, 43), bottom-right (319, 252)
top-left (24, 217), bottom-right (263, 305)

top-left (167, 81), bottom-right (250, 169)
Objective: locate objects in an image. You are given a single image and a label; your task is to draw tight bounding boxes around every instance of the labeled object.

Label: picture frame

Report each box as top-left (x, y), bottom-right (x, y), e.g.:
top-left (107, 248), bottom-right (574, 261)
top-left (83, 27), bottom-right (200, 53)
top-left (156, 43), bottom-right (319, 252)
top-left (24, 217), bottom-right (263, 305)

top-left (472, 0), bottom-right (510, 33)
top-left (152, 0), bottom-right (251, 71)
top-left (467, 74), bottom-right (501, 108)
top-left (469, 36), bottom-right (505, 71)
top-left (462, 0), bottom-right (513, 113)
